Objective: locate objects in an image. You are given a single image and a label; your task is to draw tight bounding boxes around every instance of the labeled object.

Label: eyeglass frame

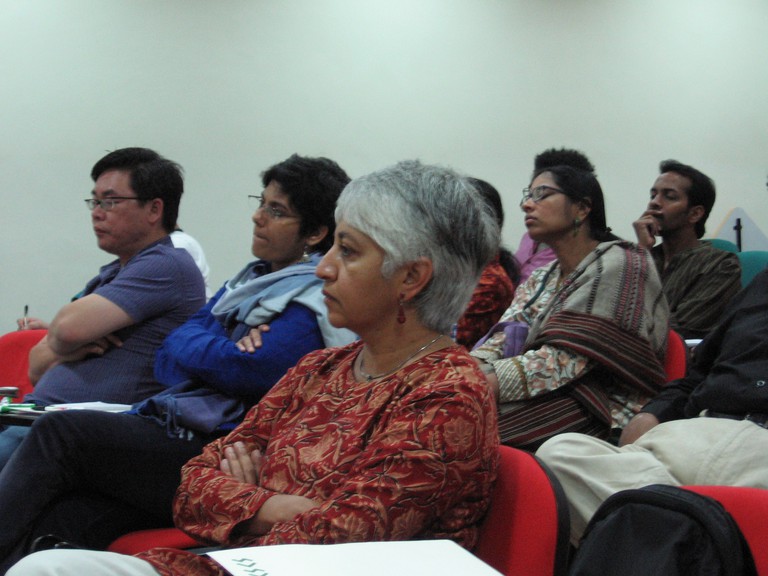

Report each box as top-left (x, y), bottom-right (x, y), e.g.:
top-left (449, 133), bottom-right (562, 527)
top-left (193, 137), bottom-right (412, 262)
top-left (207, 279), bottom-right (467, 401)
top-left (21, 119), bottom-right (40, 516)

top-left (519, 185), bottom-right (569, 207)
top-left (84, 197), bottom-right (143, 211)
top-left (248, 195), bottom-right (300, 221)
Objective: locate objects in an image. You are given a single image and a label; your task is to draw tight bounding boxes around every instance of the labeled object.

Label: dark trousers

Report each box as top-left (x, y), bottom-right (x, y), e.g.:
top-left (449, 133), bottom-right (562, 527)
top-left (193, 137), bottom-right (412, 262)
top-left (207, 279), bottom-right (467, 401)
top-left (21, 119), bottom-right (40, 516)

top-left (0, 410), bottom-right (213, 574)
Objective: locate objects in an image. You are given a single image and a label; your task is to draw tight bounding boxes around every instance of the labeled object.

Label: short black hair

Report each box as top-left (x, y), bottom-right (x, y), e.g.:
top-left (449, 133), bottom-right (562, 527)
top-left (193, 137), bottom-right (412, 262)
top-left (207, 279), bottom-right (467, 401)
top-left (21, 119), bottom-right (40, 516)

top-left (659, 159), bottom-right (716, 238)
top-left (468, 177), bottom-right (505, 229)
top-left (468, 177), bottom-right (520, 284)
top-left (91, 147), bottom-right (183, 233)
top-left (261, 154), bottom-right (350, 254)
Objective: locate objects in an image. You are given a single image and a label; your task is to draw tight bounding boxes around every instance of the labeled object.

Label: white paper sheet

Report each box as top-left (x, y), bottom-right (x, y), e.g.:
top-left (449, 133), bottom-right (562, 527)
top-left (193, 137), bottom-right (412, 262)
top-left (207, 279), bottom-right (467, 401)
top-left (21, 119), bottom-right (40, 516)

top-left (44, 401), bottom-right (132, 412)
top-left (208, 540), bottom-right (501, 576)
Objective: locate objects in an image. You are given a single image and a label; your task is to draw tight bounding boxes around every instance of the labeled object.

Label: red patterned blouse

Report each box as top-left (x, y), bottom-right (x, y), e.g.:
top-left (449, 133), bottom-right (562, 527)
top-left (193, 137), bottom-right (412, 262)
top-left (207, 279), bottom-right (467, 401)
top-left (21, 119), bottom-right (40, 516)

top-left (455, 258), bottom-right (515, 349)
top-left (138, 342), bottom-right (499, 576)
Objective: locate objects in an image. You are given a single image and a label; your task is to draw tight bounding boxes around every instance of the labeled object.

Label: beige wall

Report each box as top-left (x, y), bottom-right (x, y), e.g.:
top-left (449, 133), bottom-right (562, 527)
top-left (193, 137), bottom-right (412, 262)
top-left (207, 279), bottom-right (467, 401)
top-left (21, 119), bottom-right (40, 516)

top-left (1, 0), bottom-right (767, 325)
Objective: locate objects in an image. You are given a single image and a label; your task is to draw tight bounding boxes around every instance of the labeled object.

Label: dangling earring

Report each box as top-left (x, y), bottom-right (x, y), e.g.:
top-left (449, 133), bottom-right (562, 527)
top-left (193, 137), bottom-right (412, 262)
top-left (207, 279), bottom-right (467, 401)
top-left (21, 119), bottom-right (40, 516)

top-left (299, 245), bottom-right (311, 263)
top-left (397, 293), bottom-right (406, 325)
top-left (573, 217), bottom-right (582, 237)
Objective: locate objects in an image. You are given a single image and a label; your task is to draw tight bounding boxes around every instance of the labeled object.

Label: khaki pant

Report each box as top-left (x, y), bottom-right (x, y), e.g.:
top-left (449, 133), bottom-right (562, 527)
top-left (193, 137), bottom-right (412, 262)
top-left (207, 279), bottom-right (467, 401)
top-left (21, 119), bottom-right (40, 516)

top-left (7, 549), bottom-right (159, 576)
top-left (536, 418), bottom-right (768, 544)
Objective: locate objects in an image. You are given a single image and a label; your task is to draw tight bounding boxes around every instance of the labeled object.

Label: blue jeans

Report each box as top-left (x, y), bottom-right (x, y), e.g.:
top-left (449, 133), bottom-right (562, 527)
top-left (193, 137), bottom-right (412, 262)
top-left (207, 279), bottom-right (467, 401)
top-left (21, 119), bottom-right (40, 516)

top-left (0, 426), bottom-right (30, 472)
top-left (0, 411), bottom-right (214, 573)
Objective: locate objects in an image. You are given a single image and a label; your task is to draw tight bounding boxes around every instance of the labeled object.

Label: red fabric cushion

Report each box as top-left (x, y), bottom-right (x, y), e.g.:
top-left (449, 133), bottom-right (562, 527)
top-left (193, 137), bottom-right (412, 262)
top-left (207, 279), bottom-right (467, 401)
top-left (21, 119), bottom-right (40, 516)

top-left (474, 446), bottom-right (569, 576)
top-left (684, 486), bottom-right (768, 575)
top-left (107, 527), bottom-right (201, 555)
top-left (0, 330), bottom-right (47, 401)
top-left (664, 329), bottom-right (687, 382)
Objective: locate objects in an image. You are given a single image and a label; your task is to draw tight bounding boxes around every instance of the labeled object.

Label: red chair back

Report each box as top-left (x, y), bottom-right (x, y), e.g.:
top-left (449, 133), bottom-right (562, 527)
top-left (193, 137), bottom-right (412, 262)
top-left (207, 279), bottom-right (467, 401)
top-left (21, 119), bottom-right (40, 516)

top-left (107, 526), bottom-right (201, 555)
top-left (664, 329), bottom-right (687, 382)
top-left (474, 445), bottom-right (570, 576)
top-left (0, 330), bottom-right (47, 401)
top-left (684, 486), bottom-right (768, 575)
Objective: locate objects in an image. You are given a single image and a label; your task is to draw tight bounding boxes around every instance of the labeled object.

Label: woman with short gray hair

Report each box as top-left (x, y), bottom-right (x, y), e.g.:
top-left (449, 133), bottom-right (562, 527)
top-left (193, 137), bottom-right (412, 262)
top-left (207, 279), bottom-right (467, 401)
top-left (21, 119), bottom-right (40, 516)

top-left (336, 159), bottom-right (499, 334)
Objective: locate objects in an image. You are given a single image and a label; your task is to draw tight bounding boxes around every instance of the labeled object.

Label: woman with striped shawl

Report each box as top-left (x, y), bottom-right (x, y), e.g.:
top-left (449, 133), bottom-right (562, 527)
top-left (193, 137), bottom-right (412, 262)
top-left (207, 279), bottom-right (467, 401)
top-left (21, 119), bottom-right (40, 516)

top-left (472, 164), bottom-right (669, 450)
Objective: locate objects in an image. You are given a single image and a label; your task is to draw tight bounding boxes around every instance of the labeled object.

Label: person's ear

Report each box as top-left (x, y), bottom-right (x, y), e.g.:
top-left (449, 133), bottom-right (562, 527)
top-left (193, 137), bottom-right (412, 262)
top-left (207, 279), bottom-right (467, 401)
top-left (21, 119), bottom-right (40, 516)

top-left (304, 225), bottom-right (329, 249)
top-left (147, 198), bottom-right (164, 226)
top-left (687, 205), bottom-right (705, 226)
top-left (399, 257), bottom-right (434, 302)
top-left (574, 199), bottom-right (592, 222)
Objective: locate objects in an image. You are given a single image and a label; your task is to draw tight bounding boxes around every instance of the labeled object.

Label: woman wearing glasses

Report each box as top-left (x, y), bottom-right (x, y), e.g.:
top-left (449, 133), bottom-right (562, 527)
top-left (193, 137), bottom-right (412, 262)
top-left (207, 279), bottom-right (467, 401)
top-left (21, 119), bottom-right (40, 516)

top-left (472, 164), bottom-right (669, 451)
top-left (0, 154), bottom-right (356, 573)
top-left (9, 160), bottom-right (500, 576)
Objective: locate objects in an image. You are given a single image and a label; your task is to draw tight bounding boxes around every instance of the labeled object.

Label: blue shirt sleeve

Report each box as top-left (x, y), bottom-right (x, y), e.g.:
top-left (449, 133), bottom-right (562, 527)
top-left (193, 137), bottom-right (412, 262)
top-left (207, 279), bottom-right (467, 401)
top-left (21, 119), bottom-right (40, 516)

top-left (154, 290), bottom-right (324, 403)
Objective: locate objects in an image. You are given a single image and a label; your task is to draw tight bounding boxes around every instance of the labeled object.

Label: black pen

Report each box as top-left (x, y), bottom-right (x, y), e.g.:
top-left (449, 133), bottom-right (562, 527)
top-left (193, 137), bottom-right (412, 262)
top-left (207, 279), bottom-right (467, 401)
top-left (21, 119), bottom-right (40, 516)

top-left (23, 305), bottom-right (28, 329)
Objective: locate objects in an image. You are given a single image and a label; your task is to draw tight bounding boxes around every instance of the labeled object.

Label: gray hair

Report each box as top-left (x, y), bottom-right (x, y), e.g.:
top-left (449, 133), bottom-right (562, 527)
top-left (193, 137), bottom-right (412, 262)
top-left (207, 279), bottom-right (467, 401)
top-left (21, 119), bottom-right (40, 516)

top-left (335, 160), bottom-right (500, 333)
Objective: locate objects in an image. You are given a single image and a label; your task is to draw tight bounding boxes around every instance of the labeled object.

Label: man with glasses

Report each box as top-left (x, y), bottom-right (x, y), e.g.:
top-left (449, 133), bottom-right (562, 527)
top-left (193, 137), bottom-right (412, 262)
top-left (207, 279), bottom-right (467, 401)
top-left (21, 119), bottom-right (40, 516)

top-left (2, 147), bottom-right (205, 470)
top-left (633, 160), bottom-right (741, 339)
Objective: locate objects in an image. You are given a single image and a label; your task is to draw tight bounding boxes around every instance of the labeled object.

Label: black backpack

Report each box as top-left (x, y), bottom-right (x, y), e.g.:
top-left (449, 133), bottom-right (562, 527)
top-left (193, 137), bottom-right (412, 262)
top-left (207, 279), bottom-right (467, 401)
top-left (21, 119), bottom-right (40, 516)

top-left (568, 484), bottom-right (757, 576)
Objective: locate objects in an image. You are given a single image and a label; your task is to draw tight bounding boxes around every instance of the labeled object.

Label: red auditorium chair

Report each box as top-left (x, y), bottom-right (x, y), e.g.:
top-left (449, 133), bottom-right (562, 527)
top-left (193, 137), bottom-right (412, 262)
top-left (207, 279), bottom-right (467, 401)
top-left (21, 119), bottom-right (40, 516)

top-left (110, 445), bottom-right (572, 576)
top-left (0, 329), bottom-right (47, 402)
top-left (473, 445), bottom-right (570, 576)
top-left (684, 485), bottom-right (768, 575)
top-left (664, 329), bottom-right (687, 382)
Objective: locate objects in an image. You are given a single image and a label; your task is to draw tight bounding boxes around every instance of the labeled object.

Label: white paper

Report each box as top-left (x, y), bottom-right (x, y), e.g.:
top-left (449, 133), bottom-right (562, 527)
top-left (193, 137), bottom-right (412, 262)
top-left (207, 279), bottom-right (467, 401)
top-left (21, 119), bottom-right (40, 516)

top-left (208, 540), bottom-right (501, 576)
top-left (45, 401), bottom-right (132, 412)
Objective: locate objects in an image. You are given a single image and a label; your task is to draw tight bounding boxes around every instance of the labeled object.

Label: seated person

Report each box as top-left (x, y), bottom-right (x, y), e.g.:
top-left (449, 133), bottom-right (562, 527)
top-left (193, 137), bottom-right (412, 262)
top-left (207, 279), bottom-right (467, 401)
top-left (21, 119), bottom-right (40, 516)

top-left (0, 147), bottom-right (206, 470)
top-left (7, 159), bottom-right (501, 576)
top-left (513, 147), bottom-right (597, 282)
top-left (514, 231), bottom-right (555, 283)
top-left (0, 154), bottom-right (356, 572)
top-left (171, 227), bottom-right (213, 300)
top-left (537, 268), bottom-right (768, 544)
top-left (454, 177), bottom-right (518, 349)
top-left (633, 159), bottom-right (741, 339)
top-left (472, 165), bottom-right (669, 451)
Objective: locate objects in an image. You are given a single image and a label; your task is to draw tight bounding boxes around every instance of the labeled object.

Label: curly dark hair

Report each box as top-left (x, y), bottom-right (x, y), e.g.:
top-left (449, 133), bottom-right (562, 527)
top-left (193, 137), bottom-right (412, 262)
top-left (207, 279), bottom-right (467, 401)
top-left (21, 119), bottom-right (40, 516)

top-left (534, 147), bottom-right (596, 175)
top-left (261, 154), bottom-right (350, 254)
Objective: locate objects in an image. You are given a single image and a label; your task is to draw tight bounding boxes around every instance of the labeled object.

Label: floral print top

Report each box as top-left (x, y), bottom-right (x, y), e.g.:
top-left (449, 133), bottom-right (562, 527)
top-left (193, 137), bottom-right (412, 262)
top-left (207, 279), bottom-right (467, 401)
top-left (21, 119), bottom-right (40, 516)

top-left (473, 263), bottom-right (594, 402)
